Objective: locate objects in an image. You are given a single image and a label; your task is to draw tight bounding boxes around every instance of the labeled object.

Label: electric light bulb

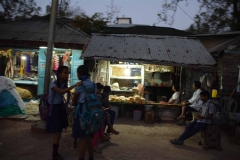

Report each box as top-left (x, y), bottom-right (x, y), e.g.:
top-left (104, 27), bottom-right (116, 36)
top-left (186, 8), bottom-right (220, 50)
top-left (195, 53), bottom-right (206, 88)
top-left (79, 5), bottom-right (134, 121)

top-left (124, 69), bottom-right (130, 75)
top-left (21, 56), bottom-right (26, 60)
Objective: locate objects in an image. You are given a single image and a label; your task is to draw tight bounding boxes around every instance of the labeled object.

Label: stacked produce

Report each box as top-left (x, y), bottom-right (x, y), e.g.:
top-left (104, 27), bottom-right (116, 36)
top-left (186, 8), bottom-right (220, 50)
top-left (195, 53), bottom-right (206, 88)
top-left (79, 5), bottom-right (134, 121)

top-left (109, 95), bottom-right (145, 104)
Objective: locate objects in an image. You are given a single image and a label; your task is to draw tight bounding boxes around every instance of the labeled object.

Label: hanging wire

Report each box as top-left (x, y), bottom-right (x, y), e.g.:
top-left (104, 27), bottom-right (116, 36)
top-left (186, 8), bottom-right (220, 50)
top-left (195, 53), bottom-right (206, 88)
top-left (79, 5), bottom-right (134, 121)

top-left (177, 4), bottom-right (195, 22)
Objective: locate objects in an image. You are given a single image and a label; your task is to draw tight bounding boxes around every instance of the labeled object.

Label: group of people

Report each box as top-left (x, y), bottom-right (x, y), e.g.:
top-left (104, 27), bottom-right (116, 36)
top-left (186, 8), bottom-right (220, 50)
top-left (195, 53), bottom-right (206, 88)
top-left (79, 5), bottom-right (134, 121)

top-left (168, 81), bottom-right (217, 145)
top-left (45, 65), bottom-right (119, 160)
top-left (45, 64), bottom-right (217, 160)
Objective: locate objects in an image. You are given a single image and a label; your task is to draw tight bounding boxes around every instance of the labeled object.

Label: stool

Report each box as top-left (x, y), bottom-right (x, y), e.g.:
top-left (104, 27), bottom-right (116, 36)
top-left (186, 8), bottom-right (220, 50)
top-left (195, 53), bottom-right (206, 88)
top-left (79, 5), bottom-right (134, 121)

top-left (198, 125), bottom-right (222, 151)
top-left (144, 110), bottom-right (155, 124)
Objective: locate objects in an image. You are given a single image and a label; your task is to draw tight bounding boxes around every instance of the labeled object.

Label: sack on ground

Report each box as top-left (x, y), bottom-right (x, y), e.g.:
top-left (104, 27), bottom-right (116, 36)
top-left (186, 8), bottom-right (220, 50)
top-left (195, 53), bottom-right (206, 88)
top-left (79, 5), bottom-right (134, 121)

top-left (15, 87), bottom-right (33, 99)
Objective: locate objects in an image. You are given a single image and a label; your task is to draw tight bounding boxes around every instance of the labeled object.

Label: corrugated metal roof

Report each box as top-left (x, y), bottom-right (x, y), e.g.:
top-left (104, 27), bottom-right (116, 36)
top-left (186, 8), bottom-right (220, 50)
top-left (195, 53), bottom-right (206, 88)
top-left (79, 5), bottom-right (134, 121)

top-left (107, 24), bottom-right (149, 28)
top-left (0, 16), bottom-right (90, 45)
top-left (82, 34), bottom-right (216, 67)
top-left (209, 35), bottom-right (240, 54)
top-left (102, 25), bottom-right (193, 36)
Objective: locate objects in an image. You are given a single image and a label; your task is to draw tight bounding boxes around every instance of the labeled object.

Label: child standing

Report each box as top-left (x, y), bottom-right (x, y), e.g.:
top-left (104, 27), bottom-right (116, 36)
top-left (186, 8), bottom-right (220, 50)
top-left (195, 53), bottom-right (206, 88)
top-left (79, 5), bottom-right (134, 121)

top-left (46, 66), bottom-right (81, 160)
top-left (72, 65), bottom-right (96, 160)
top-left (102, 86), bottom-right (119, 135)
top-left (92, 83), bottom-right (110, 154)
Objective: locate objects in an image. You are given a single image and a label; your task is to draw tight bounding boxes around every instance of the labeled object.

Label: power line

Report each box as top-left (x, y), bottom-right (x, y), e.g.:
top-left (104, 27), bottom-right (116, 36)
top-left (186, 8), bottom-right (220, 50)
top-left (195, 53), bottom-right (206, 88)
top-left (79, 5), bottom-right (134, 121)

top-left (177, 4), bottom-right (195, 22)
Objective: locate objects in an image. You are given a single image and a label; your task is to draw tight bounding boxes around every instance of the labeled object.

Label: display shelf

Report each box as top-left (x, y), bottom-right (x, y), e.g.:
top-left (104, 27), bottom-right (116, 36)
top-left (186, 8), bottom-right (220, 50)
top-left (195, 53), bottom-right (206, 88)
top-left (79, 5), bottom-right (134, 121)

top-left (111, 90), bottom-right (134, 92)
top-left (108, 62), bottom-right (145, 86)
top-left (110, 64), bottom-right (143, 68)
top-left (145, 86), bottom-right (172, 88)
top-left (13, 80), bottom-right (38, 85)
top-left (145, 70), bottom-right (172, 73)
top-left (110, 76), bottom-right (142, 79)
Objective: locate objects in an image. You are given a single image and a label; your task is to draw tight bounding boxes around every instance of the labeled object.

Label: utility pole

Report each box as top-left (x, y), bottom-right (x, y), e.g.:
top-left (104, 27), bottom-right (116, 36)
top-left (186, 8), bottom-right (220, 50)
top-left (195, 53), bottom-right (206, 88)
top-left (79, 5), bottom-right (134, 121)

top-left (44, 0), bottom-right (58, 94)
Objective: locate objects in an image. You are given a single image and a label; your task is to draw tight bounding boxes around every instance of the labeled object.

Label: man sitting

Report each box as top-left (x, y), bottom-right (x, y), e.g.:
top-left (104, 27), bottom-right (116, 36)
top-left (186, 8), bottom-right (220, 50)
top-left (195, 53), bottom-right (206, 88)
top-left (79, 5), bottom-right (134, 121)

top-left (176, 81), bottom-right (202, 125)
top-left (168, 85), bottom-right (180, 104)
top-left (159, 85), bottom-right (180, 105)
top-left (170, 90), bottom-right (216, 145)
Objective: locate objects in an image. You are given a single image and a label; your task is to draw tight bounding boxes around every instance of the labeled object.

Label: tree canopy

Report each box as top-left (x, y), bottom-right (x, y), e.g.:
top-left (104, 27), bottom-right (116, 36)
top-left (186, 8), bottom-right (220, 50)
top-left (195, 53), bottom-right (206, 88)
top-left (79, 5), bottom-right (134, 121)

top-left (71, 13), bottom-right (108, 35)
top-left (158, 0), bottom-right (240, 33)
top-left (0, 0), bottom-right (41, 22)
top-left (51, 0), bottom-right (116, 35)
top-left (46, 0), bottom-right (84, 18)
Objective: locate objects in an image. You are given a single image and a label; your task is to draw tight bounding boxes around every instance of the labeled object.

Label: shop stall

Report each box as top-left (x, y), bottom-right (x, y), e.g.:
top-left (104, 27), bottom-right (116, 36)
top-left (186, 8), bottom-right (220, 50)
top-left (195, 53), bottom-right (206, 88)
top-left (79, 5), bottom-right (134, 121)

top-left (89, 60), bottom-right (181, 119)
top-left (107, 62), bottom-right (176, 100)
top-left (0, 16), bottom-right (90, 99)
top-left (81, 34), bottom-right (217, 122)
top-left (0, 47), bottom-right (83, 98)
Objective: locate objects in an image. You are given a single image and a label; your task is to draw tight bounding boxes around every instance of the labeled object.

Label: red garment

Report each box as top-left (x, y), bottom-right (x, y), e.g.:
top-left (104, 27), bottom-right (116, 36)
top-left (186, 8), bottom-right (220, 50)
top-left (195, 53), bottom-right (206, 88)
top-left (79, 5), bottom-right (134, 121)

top-left (53, 55), bottom-right (59, 71)
top-left (92, 126), bottom-right (104, 147)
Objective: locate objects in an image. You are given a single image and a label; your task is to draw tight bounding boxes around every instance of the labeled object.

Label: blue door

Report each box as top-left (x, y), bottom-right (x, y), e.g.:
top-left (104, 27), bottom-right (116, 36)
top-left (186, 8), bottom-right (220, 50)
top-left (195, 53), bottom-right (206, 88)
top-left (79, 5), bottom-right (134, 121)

top-left (71, 50), bottom-right (83, 85)
top-left (37, 48), bottom-right (47, 95)
top-left (37, 49), bottom-right (83, 95)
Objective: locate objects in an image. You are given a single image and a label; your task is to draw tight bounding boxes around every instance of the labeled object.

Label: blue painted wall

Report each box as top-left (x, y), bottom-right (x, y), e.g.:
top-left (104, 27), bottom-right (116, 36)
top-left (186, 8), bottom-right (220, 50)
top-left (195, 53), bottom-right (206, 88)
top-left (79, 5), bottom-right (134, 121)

top-left (37, 49), bottom-right (83, 95)
top-left (71, 50), bottom-right (83, 85)
top-left (37, 48), bottom-right (47, 95)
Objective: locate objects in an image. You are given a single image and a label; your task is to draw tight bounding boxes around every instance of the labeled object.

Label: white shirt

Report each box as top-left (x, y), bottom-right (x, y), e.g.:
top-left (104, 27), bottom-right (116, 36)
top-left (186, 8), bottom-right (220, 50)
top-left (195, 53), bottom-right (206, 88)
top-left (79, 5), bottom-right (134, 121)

top-left (169, 92), bottom-right (179, 104)
top-left (188, 89), bottom-right (202, 111)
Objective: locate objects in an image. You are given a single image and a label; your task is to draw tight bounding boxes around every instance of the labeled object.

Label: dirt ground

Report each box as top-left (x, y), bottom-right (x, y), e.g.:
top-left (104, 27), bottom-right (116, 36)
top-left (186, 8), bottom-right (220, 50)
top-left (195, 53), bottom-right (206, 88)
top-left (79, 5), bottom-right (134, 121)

top-left (0, 118), bottom-right (240, 160)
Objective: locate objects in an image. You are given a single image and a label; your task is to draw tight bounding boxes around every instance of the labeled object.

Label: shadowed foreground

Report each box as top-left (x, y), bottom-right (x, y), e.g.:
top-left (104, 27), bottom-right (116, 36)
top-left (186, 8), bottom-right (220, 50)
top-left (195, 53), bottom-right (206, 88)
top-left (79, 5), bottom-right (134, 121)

top-left (0, 118), bottom-right (240, 160)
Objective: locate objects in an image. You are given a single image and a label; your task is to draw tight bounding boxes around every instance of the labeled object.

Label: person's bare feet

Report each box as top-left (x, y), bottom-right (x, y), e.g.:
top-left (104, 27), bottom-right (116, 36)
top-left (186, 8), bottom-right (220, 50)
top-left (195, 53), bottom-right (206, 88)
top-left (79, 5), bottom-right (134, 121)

top-left (177, 115), bottom-right (185, 120)
top-left (101, 135), bottom-right (110, 141)
top-left (94, 147), bottom-right (102, 154)
top-left (107, 127), bottom-right (119, 135)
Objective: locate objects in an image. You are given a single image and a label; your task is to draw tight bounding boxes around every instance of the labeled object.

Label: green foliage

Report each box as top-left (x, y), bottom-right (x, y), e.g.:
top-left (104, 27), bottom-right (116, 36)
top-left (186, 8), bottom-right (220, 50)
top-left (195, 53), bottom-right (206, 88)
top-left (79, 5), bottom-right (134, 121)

top-left (159, 0), bottom-right (240, 33)
top-left (0, 0), bottom-right (41, 21)
top-left (46, 0), bottom-right (84, 18)
top-left (72, 13), bottom-right (108, 35)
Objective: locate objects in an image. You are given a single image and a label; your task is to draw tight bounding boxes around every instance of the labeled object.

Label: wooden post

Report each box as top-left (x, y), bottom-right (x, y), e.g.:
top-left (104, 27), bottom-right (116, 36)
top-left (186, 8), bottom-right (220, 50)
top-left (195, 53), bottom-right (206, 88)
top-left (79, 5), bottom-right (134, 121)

top-left (44, 0), bottom-right (58, 94)
top-left (179, 67), bottom-right (183, 102)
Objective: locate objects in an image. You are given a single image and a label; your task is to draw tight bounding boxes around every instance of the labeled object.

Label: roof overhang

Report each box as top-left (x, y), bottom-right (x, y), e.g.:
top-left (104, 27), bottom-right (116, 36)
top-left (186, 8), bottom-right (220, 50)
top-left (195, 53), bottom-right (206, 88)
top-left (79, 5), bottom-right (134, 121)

top-left (209, 35), bottom-right (240, 54)
top-left (82, 34), bottom-right (216, 68)
top-left (0, 39), bottom-right (85, 50)
top-left (0, 16), bottom-right (90, 49)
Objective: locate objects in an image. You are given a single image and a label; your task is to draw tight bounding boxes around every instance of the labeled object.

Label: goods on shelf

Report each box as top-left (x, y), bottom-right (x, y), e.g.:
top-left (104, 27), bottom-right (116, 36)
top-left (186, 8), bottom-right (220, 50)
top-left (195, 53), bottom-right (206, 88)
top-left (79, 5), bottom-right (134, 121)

top-left (109, 95), bottom-right (145, 104)
top-left (111, 82), bottom-right (120, 90)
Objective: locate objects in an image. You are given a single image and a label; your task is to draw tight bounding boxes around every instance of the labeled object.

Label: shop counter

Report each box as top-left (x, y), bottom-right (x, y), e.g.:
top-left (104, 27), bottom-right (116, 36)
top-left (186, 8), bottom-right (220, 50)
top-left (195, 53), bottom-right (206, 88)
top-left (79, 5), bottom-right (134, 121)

top-left (109, 102), bottom-right (181, 107)
top-left (109, 102), bottom-right (182, 117)
top-left (13, 80), bottom-right (38, 85)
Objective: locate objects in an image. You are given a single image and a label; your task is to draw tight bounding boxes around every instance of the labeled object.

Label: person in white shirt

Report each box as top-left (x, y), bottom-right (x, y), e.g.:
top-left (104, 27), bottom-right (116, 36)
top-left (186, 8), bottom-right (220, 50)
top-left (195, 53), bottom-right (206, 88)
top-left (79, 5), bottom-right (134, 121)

top-left (176, 81), bottom-right (202, 125)
top-left (168, 85), bottom-right (180, 104)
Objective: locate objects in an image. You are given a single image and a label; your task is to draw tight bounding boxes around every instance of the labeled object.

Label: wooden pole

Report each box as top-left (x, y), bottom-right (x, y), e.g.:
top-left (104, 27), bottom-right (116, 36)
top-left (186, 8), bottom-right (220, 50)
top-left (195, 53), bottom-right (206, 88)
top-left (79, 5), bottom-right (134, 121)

top-left (179, 67), bottom-right (183, 102)
top-left (44, 0), bottom-right (58, 94)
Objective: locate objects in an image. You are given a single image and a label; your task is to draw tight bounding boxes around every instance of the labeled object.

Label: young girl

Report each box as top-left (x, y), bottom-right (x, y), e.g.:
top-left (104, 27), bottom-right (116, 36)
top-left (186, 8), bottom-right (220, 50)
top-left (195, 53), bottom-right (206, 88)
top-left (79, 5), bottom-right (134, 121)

top-left (92, 83), bottom-right (110, 154)
top-left (72, 65), bottom-right (96, 160)
top-left (102, 86), bottom-right (119, 135)
top-left (46, 66), bottom-right (81, 160)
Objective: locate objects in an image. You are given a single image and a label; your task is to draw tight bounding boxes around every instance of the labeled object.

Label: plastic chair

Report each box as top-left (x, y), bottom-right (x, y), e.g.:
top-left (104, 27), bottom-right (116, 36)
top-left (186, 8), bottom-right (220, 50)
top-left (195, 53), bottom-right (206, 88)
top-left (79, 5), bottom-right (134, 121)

top-left (220, 97), bottom-right (238, 135)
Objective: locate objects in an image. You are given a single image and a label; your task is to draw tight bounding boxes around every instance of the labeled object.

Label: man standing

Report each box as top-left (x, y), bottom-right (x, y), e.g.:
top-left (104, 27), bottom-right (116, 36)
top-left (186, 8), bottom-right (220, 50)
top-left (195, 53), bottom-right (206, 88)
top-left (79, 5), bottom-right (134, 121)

top-left (170, 91), bottom-right (216, 145)
top-left (176, 81), bottom-right (202, 125)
